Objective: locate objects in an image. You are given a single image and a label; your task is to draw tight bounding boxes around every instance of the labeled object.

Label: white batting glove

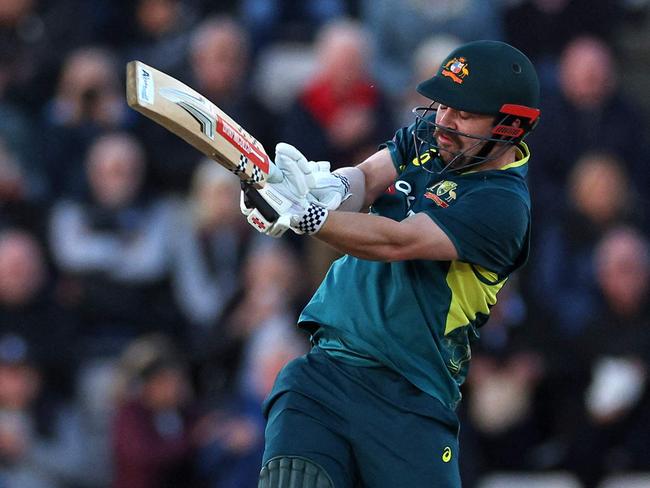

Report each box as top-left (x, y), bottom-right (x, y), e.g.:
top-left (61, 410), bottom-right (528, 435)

top-left (273, 143), bottom-right (350, 210)
top-left (308, 161), bottom-right (351, 210)
top-left (240, 143), bottom-right (313, 237)
top-left (240, 182), bottom-right (329, 237)
top-left (271, 143), bottom-right (312, 195)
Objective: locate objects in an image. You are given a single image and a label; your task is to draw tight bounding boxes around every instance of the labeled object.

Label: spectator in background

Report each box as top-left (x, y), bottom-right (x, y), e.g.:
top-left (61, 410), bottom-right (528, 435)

top-left (48, 132), bottom-right (180, 358)
top-left (360, 0), bottom-right (503, 97)
top-left (396, 34), bottom-right (461, 127)
top-left (0, 333), bottom-right (54, 488)
top-left (0, 0), bottom-right (131, 112)
top-left (519, 153), bottom-right (648, 478)
top-left (111, 333), bottom-right (199, 488)
top-left (41, 47), bottom-right (131, 200)
top-left (459, 278), bottom-right (546, 482)
top-left (282, 19), bottom-right (394, 168)
top-left (239, 0), bottom-right (348, 51)
top-left (170, 160), bottom-right (255, 350)
top-left (188, 16), bottom-right (278, 151)
top-left (135, 15), bottom-right (277, 194)
top-left (566, 227), bottom-right (650, 487)
top-left (0, 229), bottom-right (78, 397)
top-left (0, 0), bottom-right (54, 112)
top-left (0, 59), bottom-right (41, 200)
top-left (123, 0), bottom-right (198, 78)
top-left (527, 36), bottom-right (650, 218)
top-left (0, 137), bottom-right (46, 235)
top-left (196, 319), bottom-right (307, 488)
top-left (0, 333), bottom-right (99, 488)
top-left (529, 151), bottom-right (643, 340)
top-left (200, 240), bottom-right (308, 404)
top-left (195, 241), bottom-right (308, 488)
top-left (504, 0), bottom-right (624, 85)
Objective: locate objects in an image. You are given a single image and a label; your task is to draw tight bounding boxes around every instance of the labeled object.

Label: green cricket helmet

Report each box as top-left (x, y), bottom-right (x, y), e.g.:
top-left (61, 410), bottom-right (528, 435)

top-left (412, 40), bottom-right (541, 173)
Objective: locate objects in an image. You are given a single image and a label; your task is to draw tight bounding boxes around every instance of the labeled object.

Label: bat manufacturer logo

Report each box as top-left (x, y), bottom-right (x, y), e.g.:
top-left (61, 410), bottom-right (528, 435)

top-left (137, 67), bottom-right (155, 104)
top-left (251, 216), bottom-right (267, 230)
top-left (217, 119), bottom-right (270, 176)
top-left (160, 88), bottom-right (216, 140)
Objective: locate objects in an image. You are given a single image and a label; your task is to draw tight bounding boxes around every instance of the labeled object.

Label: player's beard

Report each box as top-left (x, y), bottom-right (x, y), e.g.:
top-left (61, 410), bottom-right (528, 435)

top-left (434, 127), bottom-right (479, 170)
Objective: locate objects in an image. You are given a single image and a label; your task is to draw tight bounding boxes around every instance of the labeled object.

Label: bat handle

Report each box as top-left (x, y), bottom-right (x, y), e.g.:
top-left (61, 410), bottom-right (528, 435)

top-left (241, 182), bottom-right (280, 223)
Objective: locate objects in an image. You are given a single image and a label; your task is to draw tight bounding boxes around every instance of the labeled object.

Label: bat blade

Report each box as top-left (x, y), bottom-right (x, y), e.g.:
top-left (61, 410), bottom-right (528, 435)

top-left (126, 60), bottom-right (274, 188)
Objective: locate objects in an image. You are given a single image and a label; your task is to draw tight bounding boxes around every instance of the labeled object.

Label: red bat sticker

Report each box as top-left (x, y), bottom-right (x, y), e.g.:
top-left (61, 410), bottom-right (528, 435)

top-left (217, 117), bottom-right (270, 174)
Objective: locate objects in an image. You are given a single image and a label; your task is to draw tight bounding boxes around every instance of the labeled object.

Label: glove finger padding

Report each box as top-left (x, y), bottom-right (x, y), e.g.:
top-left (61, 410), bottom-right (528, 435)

top-left (275, 142), bottom-right (306, 163)
top-left (314, 160), bottom-right (331, 173)
top-left (274, 145), bottom-right (312, 197)
top-left (275, 142), bottom-right (315, 178)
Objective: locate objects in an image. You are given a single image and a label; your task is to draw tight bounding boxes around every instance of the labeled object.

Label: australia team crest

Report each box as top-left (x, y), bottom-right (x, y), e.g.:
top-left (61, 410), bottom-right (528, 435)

top-left (441, 57), bottom-right (469, 84)
top-left (424, 181), bottom-right (458, 208)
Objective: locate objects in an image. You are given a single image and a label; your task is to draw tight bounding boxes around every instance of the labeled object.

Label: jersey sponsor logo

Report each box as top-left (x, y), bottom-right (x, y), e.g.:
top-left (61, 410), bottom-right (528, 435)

top-left (424, 181), bottom-right (458, 208)
top-left (411, 148), bottom-right (438, 168)
top-left (441, 57), bottom-right (470, 84)
top-left (442, 446), bottom-right (453, 463)
top-left (383, 180), bottom-right (416, 210)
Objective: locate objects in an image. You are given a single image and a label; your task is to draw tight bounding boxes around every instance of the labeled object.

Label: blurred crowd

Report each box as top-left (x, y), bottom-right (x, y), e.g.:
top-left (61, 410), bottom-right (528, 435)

top-left (1, 0), bottom-right (650, 487)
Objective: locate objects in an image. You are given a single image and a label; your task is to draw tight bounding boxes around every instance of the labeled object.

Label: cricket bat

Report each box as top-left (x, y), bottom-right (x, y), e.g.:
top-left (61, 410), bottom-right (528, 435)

top-left (125, 60), bottom-right (279, 221)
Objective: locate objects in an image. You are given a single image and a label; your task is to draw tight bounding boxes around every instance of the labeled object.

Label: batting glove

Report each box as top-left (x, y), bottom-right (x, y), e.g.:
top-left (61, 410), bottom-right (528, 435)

top-left (271, 143), bottom-right (311, 195)
top-left (274, 143), bottom-right (350, 210)
top-left (240, 182), bottom-right (329, 237)
top-left (308, 161), bottom-right (351, 210)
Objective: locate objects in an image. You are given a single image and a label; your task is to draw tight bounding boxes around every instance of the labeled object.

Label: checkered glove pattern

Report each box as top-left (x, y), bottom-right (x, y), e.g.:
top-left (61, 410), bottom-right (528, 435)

top-left (294, 202), bottom-right (328, 235)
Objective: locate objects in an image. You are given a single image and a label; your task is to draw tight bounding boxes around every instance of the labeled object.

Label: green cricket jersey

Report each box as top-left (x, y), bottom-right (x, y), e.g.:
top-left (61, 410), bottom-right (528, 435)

top-left (298, 123), bottom-right (532, 410)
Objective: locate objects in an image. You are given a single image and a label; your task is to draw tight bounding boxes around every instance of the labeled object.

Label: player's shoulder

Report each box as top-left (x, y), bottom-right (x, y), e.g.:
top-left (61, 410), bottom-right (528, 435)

top-left (447, 171), bottom-right (531, 221)
top-left (460, 161), bottom-right (531, 204)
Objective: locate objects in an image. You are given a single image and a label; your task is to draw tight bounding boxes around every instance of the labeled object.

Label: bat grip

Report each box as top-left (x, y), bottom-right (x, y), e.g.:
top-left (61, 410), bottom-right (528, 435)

top-left (241, 182), bottom-right (280, 222)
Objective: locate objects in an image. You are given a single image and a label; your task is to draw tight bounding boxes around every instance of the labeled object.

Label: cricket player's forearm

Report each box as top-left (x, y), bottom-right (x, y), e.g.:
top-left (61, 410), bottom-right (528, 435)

top-left (314, 211), bottom-right (457, 262)
top-left (314, 211), bottom-right (408, 261)
top-left (356, 148), bottom-right (399, 207)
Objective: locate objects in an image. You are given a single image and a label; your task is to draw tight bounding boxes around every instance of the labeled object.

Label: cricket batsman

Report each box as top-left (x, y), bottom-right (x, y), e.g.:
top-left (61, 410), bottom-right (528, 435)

top-left (241, 40), bottom-right (541, 487)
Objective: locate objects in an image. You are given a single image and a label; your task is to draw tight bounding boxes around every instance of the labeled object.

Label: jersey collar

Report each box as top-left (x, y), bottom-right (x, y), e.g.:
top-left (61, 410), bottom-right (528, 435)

top-left (499, 142), bottom-right (530, 171)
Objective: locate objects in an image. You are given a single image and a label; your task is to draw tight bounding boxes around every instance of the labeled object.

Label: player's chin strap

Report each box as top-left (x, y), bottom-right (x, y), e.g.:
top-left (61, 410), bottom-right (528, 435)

top-left (474, 104), bottom-right (541, 162)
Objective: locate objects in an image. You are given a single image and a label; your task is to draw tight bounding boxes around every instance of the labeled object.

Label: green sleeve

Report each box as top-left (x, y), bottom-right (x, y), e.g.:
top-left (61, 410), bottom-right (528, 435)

top-left (423, 189), bottom-right (530, 275)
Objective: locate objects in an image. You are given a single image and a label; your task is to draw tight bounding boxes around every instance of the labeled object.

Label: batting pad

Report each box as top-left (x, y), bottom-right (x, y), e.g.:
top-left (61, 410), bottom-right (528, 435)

top-left (259, 456), bottom-right (334, 488)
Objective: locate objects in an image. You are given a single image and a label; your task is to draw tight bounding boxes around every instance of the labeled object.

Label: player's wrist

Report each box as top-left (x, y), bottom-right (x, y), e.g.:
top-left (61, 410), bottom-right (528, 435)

top-left (332, 167), bottom-right (365, 212)
top-left (332, 173), bottom-right (351, 198)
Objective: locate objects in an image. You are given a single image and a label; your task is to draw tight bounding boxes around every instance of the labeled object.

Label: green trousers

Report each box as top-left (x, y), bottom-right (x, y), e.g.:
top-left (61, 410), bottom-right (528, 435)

top-left (261, 347), bottom-right (462, 488)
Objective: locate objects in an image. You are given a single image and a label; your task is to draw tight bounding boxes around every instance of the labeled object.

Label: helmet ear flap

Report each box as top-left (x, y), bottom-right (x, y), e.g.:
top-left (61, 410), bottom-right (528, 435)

top-left (493, 104), bottom-right (541, 143)
top-left (474, 104), bottom-right (540, 163)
